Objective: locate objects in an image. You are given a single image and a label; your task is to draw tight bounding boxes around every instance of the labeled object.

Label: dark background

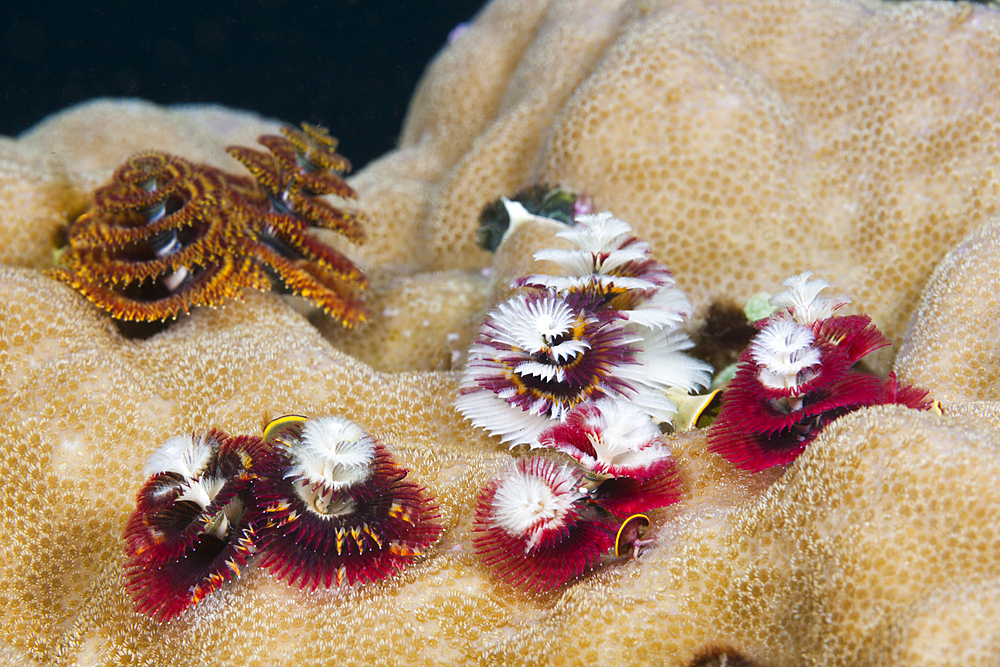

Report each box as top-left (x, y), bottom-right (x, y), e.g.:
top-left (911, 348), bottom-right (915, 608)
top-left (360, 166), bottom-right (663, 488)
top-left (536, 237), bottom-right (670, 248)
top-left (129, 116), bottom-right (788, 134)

top-left (2, 1), bottom-right (486, 169)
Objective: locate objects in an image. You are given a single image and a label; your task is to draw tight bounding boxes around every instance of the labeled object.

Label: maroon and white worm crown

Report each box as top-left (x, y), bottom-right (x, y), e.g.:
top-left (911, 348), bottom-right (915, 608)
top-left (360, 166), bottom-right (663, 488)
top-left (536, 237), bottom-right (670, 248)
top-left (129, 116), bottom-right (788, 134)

top-left (457, 211), bottom-right (712, 447)
top-left (249, 415), bottom-right (441, 590)
top-left (473, 456), bottom-right (616, 593)
top-left (708, 272), bottom-right (933, 471)
top-left (123, 430), bottom-right (261, 622)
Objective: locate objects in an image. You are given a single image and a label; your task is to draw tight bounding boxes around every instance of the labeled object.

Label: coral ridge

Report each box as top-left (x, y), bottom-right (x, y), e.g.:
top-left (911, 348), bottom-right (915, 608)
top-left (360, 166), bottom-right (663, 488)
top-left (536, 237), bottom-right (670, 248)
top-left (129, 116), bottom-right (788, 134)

top-left (1, 0), bottom-right (1000, 663)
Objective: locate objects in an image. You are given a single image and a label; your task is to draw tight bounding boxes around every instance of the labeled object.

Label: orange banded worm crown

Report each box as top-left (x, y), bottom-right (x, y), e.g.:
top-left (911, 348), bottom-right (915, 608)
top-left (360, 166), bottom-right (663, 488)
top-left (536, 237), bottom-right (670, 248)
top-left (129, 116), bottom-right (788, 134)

top-left (51, 123), bottom-right (369, 327)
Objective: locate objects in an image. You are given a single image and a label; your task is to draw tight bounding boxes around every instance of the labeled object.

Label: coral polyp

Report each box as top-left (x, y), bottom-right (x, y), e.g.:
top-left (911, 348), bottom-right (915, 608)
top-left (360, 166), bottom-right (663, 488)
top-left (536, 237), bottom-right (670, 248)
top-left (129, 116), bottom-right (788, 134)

top-left (708, 273), bottom-right (934, 472)
top-left (51, 123), bottom-right (368, 326)
top-left (123, 430), bottom-right (262, 622)
top-left (249, 415), bottom-right (441, 590)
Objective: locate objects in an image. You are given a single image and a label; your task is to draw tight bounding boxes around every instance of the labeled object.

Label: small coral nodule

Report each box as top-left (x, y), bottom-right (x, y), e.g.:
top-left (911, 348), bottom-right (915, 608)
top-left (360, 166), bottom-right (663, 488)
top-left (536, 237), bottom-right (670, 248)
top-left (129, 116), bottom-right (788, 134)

top-left (50, 123), bottom-right (368, 326)
top-left (248, 415), bottom-right (442, 590)
top-left (123, 430), bottom-right (262, 622)
top-left (707, 272), bottom-right (934, 472)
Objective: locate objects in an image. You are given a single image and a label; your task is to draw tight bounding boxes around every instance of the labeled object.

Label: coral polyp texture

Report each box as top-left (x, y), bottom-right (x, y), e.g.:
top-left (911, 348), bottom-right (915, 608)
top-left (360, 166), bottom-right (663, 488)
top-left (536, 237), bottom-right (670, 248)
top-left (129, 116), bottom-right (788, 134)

top-left (708, 273), bottom-right (933, 471)
top-left (250, 415), bottom-right (441, 589)
top-left (3, 0), bottom-right (1000, 663)
top-left (123, 430), bottom-right (261, 622)
top-left (49, 123), bottom-right (368, 325)
top-left (348, 0), bottom-right (1000, 373)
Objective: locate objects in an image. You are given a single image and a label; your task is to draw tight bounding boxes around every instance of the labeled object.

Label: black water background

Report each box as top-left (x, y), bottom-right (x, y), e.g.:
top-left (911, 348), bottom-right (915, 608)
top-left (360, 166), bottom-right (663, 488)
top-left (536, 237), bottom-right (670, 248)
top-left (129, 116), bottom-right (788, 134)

top-left (2, 1), bottom-right (486, 169)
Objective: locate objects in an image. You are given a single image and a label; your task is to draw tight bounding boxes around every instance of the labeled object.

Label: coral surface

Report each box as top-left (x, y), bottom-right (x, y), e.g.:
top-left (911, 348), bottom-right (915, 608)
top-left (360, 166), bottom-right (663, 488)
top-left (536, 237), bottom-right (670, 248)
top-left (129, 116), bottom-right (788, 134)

top-left (2, 0), bottom-right (1000, 665)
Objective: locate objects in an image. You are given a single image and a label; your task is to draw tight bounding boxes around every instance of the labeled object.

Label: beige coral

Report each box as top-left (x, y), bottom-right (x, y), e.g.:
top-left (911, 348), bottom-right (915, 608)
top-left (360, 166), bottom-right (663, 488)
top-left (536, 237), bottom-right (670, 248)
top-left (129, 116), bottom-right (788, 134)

top-left (491, 406), bottom-right (1000, 666)
top-left (895, 217), bottom-right (1000, 404)
top-left (353, 0), bottom-right (1000, 372)
top-left (2, 0), bottom-right (1000, 664)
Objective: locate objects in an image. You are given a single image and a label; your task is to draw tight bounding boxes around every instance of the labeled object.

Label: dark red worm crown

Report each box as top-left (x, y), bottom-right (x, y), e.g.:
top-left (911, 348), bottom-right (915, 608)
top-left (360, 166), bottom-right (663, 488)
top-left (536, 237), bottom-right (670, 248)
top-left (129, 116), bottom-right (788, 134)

top-left (124, 430), bottom-right (262, 622)
top-left (473, 456), bottom-right (617, 594)
top-left (708, 311), bottom-right (934, 473)
top-left (474, 400), bottom-right (688, 593)
top-left (536, 398), bottom-right (683, 518)
top-left (246, 415), bottom-right (441, 591)
top-left (124, 415), bottom-right (441, 621)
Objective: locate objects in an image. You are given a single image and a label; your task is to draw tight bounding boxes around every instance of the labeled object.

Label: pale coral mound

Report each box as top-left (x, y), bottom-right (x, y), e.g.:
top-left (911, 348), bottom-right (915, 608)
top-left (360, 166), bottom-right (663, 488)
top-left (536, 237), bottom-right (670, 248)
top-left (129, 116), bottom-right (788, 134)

top-left (490, 407), bottom-right (1000, 666)
top-left (1, 268), bottom-right (998, 666)
top-left (896, 217), bottom-right (1000, 407)
top-left (2, 0), bottom-right (1000, 664)
top-left (352, 0), bottom-right (1000, 371)
top-left (0, 268), bottom-right (510, 666)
